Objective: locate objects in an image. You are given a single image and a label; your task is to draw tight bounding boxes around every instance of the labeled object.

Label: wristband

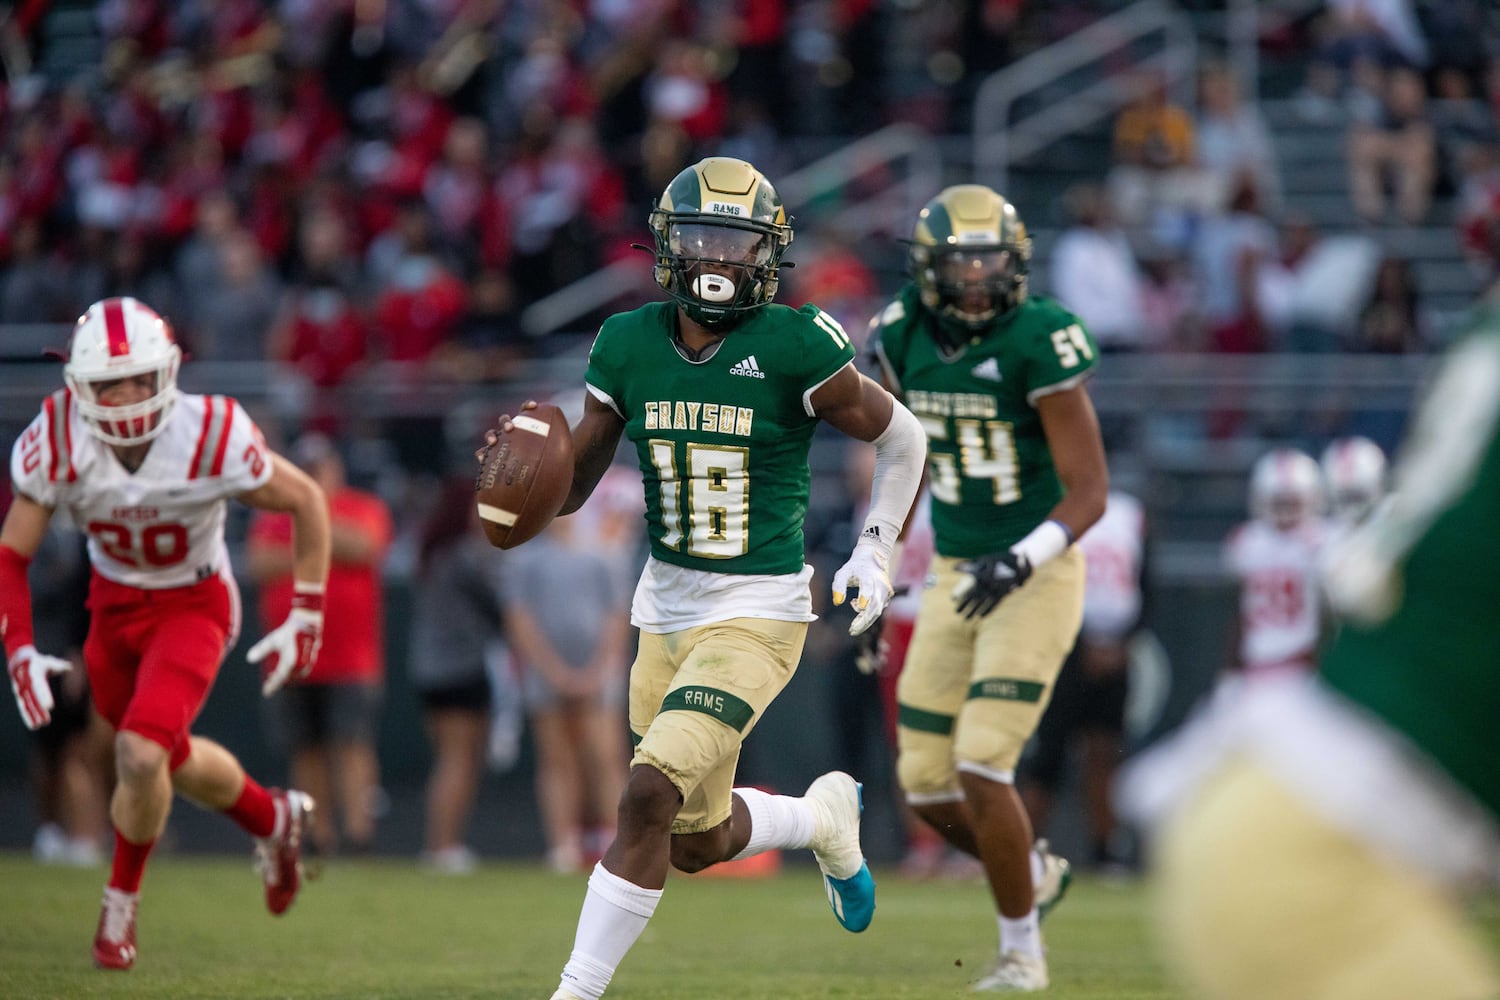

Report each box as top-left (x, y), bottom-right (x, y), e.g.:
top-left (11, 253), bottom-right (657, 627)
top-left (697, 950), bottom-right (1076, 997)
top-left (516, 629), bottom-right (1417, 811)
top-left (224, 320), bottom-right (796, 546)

top-left (1010, 519), bottom-right (1072, 569)
top-left (0, 543), bottom-right (35, 658)
top-left (290, 581), bottom-right (325, 615)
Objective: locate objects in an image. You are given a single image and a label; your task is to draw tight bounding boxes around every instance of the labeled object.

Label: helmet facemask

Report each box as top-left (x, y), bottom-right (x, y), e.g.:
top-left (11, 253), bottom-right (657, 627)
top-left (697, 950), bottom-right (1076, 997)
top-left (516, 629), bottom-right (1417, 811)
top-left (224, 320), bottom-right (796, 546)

top-left (915, 245), bottom-right (1028, 331)
top-left (651, 213), bottom-right (787, 330)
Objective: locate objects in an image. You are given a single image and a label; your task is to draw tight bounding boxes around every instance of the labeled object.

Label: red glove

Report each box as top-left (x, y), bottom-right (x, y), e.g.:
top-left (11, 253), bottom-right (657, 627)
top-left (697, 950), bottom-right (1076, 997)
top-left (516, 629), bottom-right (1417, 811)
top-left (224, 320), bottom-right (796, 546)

top-left (8, 644), bottom-right (73, 729)
top-left (247, 584), bottom-right (324, 696)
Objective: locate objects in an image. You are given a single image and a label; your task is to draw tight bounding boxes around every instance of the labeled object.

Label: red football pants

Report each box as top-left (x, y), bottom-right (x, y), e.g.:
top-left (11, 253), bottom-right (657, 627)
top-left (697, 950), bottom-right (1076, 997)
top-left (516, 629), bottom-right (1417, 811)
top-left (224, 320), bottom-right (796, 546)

top-left (84, 571), bottom-right (237, 768)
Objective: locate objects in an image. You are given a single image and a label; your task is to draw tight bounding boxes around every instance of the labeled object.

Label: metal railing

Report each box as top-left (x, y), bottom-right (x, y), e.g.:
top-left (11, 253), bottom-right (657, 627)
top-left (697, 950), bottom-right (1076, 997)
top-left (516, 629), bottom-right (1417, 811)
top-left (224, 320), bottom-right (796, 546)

top-left (519, 123), bottom-right (944, 338)
top-left (972, 0), bottom-right (1197, 194)
top-left (1, 348), bottom-right (1434, 431)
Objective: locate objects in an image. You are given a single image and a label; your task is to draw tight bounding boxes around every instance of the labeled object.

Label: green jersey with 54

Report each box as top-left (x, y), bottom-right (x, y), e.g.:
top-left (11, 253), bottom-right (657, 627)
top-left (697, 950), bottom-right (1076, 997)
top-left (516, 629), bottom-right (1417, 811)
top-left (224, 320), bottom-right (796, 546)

top-left (586, 301), bottom-right (856, 575)
top-left (870, 286), bottom-right (1098, 558)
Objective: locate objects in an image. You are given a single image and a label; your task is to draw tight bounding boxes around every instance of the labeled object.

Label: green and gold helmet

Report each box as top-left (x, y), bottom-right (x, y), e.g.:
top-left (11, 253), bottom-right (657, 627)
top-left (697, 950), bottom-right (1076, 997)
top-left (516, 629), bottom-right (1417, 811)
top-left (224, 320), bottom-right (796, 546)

top-left (908, 184), bottom-right (1031, 339)
top-left (648, 157), bottom-right (793, 331)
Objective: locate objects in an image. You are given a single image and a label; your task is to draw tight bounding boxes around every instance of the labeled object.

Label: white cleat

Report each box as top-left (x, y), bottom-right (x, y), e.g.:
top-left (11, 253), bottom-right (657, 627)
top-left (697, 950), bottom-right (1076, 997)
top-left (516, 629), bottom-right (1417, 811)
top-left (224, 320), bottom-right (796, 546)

top-left (547, 990), bottom-right (585, 1000)
top-left (1033, 839), bottom-right (1072, 920)
top-left (972, 950), bottom-right (1049, 992)
top-left (804, 770), bottom-right (876, 932)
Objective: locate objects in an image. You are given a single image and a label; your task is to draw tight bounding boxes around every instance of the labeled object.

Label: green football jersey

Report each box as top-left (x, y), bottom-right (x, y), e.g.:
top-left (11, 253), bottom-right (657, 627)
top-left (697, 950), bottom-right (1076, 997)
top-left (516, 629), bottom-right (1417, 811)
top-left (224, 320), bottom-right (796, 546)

top-left (586, 300), bottom-right (857, 575)
top-left (1320, 314), bottom-right (1500, 820)
top-left (870, 286), bottom-right (1098, 558)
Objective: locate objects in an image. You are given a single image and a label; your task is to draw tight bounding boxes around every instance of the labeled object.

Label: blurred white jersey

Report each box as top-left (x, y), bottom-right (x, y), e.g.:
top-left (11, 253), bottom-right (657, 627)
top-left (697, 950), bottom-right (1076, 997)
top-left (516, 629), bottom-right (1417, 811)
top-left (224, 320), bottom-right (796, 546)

top-left (1224, 517), bottom-right (1331, 673)
top-left (887, 491), bottom-right (933, 623)
top-left (10, 389), bottom-right (273, 589)
top-left (1078, 490), bottom-right (1146, 641)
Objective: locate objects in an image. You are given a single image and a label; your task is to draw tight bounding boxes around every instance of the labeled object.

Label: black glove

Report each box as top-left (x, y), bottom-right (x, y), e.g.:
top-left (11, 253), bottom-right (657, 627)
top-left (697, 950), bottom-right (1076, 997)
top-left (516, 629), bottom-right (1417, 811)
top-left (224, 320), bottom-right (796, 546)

top-left (952, 551), bottom-right (1033, 619)
top-left (853, 621), bottom-right (887, 675)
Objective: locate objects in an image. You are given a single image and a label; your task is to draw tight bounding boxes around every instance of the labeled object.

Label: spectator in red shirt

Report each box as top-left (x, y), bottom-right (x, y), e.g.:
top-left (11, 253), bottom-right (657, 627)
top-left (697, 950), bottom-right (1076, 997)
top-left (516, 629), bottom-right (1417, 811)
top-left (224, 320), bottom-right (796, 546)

top-left (247, 434), bottom-right (394, 856)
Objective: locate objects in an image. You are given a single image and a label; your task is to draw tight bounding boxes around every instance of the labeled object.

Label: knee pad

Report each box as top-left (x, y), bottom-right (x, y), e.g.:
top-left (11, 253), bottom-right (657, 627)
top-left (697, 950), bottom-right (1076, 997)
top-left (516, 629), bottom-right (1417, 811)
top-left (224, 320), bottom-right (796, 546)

top-left (896, 727), bottom-right (958, 799)
top-left (953, 698), bottom-right (1033, 778)
top-left (634, 707), bottom-right (738, 801)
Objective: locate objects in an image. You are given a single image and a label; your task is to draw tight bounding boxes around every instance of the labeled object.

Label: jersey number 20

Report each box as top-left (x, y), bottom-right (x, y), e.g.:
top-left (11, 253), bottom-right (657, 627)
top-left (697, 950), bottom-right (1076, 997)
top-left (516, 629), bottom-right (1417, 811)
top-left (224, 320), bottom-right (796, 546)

top-left (87, 521), bottom-right (190, 567)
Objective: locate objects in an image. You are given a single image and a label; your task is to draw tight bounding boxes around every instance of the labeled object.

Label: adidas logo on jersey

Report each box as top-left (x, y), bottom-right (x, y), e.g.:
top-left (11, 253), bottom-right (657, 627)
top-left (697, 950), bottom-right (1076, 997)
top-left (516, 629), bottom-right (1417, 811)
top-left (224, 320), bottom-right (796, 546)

top-left (971, 357), bottom-right (1002, 382)
top-left (729, 355), bottom-right (766, 379)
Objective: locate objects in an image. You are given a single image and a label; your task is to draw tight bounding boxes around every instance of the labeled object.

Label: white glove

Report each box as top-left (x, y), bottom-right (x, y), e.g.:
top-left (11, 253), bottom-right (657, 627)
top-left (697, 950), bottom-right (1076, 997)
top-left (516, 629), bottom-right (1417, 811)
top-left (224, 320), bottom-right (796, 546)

top-left (831, 537), bottom-right (894, 637)
top-left (248, 604), bottom-right (324, 697)
top-left (8, 644), bottom-right (72, 730)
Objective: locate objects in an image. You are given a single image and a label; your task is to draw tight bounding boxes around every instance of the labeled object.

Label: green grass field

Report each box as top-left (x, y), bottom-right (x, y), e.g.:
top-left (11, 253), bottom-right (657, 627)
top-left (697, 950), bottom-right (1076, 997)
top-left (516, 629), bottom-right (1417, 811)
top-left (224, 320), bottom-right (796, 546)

top-left (2, 853), bottom-right (1496, 999)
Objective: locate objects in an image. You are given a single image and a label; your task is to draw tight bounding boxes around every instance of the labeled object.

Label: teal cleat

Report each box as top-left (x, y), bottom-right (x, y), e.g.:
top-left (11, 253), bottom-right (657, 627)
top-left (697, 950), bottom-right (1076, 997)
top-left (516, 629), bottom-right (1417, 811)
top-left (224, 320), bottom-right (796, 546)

top-left (806, 771), bottom-right (877, 932)
top-left (822, 860), bottom-right (877, 933)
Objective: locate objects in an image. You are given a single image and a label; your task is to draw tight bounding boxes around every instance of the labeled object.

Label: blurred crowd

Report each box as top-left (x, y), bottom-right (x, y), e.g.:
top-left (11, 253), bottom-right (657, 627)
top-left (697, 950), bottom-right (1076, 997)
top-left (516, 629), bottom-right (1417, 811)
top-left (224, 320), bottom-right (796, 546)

top-left (0, 2), bottom-right (1490, 407)
top-left (0, 0), bottom-right (1068, 377)
top-left (1054, 0), bottom-right (1500, 359)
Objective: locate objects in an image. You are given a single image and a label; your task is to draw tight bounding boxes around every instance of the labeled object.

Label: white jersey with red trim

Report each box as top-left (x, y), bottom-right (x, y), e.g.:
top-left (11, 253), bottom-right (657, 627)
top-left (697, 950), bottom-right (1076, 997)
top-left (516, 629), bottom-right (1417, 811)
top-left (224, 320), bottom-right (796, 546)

top-left (9, 390), bottom-right (274, 589)
top-left (1223, 517), bottom-right (1332, 673)
top-left (1078, 490), bottom-right (1146, 641)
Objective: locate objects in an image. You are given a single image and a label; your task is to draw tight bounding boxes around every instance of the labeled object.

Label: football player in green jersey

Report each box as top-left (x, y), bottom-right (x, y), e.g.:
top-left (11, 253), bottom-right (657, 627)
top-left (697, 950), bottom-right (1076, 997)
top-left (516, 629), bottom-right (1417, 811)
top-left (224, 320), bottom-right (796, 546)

top-left (867, 184), bottom-right (1109, 992)
top-left (1132, 306), bottom-right (1500, 1000)
top-left (486, 157), bottom-right (926, 1000)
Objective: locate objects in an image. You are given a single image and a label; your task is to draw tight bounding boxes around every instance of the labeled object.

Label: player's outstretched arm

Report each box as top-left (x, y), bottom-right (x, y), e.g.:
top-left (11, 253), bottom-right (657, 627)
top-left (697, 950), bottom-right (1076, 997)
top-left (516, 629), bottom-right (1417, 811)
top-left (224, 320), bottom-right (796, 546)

top-left (814, 365), bottom-right (927, 635)
top-left (1, 493), bottom-right (72, 728)
top-left (239, 454), bottom-right (332, 695)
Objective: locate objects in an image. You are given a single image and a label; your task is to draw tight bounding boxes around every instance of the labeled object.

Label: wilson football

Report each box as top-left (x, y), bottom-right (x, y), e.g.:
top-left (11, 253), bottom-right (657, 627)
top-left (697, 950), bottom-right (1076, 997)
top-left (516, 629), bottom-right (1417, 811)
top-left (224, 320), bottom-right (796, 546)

top-left (474, 403), bottom-right (574, 549)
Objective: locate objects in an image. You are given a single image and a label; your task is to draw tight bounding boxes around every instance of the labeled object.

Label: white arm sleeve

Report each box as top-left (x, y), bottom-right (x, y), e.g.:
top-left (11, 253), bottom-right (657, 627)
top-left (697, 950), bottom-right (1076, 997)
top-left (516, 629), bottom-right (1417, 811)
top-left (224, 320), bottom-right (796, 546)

top-left (858, 402), bottom-right (926, 560)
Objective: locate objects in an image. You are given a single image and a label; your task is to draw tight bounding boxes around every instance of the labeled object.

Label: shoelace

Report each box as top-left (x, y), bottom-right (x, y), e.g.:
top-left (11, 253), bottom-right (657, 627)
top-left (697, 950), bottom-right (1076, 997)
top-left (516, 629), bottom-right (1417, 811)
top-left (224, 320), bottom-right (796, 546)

top-left (101, 891), bottom-right (137, 941)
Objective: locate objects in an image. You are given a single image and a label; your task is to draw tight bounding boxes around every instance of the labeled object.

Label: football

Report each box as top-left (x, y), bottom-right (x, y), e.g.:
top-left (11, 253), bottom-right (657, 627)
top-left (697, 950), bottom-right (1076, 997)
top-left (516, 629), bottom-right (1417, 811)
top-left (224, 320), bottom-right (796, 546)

top-left (474, 403), bottom-right (574, 549)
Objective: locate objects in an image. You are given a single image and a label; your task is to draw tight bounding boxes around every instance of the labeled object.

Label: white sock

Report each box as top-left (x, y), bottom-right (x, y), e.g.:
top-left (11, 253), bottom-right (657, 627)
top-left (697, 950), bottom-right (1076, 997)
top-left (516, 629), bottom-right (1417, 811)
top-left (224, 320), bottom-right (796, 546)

top-left (729, 787), bottom-right (816, 860)
top-left (1030, 846), bottom-right (1044, 885)
top-left (999, 910), bottom-right (1043, 961)
top-left (557, 862), bottom-right (663, 1000)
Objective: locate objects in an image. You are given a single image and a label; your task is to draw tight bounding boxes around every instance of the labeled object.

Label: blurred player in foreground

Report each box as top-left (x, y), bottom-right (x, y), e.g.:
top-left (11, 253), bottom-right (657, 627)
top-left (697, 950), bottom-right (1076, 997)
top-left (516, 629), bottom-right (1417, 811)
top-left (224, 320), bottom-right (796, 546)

top-left (1126, 309), bottom-right (1500, 999)
top-left (2, 297), bottom-right (330, 970)
top-left (486, 156), bottom-right (925, 1000)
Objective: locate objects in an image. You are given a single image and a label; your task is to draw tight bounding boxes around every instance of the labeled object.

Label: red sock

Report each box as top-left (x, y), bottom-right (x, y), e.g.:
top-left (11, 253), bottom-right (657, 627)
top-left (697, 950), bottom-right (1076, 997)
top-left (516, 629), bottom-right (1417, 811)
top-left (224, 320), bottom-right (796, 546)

top-left (109, 829), bottom-right (155, 894)
top-left (225, 777), bottom-right (277, 838)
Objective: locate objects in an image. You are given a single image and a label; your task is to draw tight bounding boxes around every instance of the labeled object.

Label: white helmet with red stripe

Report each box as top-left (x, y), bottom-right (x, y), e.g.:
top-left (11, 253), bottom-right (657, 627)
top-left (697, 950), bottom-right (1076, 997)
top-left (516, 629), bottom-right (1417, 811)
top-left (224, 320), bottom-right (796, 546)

top-left (1249, 447), bottom-right (1324, 529)
top-left (64, 297), bottom-right (182, 446)
top-left (1320, 436), bottom-right (1387, 522)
